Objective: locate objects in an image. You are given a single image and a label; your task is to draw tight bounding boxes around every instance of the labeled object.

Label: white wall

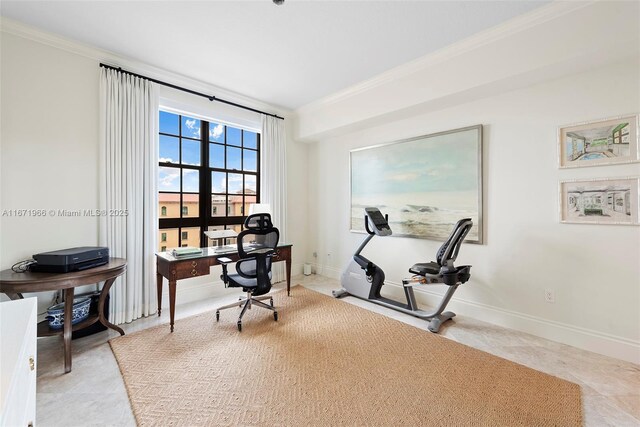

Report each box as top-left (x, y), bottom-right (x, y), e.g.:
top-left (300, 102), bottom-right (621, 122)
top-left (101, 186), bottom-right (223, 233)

top-left (0, 29), bottom-right (308, 313)
top-left (295, 2), bottom-right (639, 142)
top-left (305, 58), bottom-right (640, 363)
top-left (1, 33), bottom-right (101, 311)
top-left (1, 33), bottom-right (101, 260)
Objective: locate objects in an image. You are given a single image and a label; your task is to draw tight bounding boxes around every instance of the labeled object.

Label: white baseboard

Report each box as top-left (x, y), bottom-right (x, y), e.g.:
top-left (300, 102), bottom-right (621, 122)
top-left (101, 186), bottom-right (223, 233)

top-left (312, 265), bottom-right (640, 365)
top-left (390, 281), bottom-right (639, 365)
top-left (311, 264), bottom-right (342, 280)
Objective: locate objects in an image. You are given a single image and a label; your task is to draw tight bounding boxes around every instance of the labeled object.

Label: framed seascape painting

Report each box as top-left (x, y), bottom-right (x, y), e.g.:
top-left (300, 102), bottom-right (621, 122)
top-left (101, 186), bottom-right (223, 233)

top-left (559, 177), bottom-right (640, 225)
top-left (350, 125), bottom-right (483, 243)
top-left (558, 114), bottom-right (639, 168)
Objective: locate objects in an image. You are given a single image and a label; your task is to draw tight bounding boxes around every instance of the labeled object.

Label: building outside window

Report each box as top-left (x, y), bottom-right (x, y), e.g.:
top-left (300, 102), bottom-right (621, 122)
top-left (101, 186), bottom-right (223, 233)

top-left (157, 110), bottom-right (260, 251)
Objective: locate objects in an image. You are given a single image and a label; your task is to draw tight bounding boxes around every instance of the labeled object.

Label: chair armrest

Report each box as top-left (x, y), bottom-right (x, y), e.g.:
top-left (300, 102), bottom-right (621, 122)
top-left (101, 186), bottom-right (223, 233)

top-left (218, 257), bottom-right (233, 286)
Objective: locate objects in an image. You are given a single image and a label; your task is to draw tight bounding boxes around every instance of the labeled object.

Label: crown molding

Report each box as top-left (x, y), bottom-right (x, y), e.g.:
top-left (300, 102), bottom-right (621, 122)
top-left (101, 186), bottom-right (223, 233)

top-left (295, 0), bottom-right (595, 114)
top-left (0, 16), bottom-right (292, 119)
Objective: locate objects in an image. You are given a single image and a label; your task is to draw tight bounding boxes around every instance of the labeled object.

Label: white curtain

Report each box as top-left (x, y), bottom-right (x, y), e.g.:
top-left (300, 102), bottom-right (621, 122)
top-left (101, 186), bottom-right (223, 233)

top-left (260, 115), bottom-right (287, 283)
top-left (99, 68), bottom-right (159, 325)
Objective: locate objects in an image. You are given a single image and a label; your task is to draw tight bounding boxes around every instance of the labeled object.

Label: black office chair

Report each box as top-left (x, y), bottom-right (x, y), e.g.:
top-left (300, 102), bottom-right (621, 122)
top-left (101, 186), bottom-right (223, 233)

top-left (215, 213), bottom-right (280, 332)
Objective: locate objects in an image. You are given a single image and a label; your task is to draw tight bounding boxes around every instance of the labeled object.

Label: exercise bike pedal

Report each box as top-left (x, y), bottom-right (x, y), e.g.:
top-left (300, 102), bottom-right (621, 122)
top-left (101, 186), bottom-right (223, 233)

top-left (332, 288), bottom-right (348, 298)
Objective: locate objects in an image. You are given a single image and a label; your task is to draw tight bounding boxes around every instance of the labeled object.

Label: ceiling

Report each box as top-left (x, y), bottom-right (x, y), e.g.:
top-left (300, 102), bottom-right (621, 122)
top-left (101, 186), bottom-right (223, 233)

top-left (0, 1), bottom-right (548, 110)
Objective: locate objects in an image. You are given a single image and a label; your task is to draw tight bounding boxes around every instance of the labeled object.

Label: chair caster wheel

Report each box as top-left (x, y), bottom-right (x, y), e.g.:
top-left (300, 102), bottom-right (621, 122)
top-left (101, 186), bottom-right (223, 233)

top-left (270, 298), bottom-right (274, 307)
top-left (215, 311), bottom-right (220, 322)
top-left (274, 311), bottom-right (278, 321)
top-left (237, 321), bottom-right (242, 332)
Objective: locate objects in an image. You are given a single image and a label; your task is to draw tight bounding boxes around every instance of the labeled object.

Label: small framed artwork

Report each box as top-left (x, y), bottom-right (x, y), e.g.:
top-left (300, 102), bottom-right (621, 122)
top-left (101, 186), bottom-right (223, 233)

top-left (559, 177), bottom-right (639, 225)
top-left (558, 114), bottom-right (639, 168)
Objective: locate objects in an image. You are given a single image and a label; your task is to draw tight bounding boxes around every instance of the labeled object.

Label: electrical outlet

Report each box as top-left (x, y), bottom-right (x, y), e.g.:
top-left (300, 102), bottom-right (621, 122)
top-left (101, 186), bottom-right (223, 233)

top-left (544, 289), bottom-right (555, 303)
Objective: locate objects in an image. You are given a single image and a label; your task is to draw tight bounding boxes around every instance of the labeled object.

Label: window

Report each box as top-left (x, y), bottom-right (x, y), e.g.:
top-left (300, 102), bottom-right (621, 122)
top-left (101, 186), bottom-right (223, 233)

top-left (612, 123), bottom-right (629, 145)
top-left (158, 111), bottom-right (260, 250)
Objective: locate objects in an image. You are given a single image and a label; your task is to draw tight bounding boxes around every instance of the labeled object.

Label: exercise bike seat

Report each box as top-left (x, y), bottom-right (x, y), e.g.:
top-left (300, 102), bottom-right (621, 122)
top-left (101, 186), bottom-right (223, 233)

top-left (409, 262), bottom-right (440, 276)
top-left (407, 218), bottom-right (474, 286)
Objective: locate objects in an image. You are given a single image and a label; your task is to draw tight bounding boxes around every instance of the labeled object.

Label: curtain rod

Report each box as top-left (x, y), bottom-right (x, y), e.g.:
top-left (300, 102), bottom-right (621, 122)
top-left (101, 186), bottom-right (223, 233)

top-left (99, 63), bottom-right (285, 121)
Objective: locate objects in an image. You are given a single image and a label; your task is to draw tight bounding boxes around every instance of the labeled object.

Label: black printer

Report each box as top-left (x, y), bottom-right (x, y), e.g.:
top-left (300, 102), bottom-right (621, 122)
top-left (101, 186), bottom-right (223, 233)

top-left (31, 247), bottom-right (109, 273)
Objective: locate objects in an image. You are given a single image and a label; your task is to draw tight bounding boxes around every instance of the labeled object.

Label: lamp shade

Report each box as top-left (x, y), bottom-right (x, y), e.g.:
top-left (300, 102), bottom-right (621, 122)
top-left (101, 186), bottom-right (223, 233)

top-left (204, 229), bottom-right (238, 248)
top-left (204, 229), bottom-right (238, 240)
top-left (248, 203), bottom-right (271, 216)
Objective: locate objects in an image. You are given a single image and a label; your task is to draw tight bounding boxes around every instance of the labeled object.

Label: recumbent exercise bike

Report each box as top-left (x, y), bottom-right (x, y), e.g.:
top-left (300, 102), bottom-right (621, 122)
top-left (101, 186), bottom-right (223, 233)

top-left (332, 207), bottom-right (472, 333)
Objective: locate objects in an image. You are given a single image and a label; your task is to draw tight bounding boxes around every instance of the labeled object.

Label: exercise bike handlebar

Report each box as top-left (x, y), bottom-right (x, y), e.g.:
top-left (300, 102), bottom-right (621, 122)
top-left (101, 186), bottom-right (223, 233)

top-left (353, 211), bottom-right (389, 260)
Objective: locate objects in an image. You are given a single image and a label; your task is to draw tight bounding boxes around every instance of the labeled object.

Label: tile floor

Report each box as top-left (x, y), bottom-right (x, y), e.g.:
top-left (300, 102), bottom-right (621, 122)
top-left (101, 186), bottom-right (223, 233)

top-left (35, 275), bottom-right (640, 426)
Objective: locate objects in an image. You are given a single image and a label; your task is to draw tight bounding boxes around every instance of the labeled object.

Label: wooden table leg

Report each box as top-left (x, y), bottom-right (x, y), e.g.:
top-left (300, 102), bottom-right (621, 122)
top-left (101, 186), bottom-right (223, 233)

top-left (63, 287), bottom-right (74, 373)
top-left (156, 272), bottom-right (163, 316)
top-left (98, 278), bottom-right (125, 336)
top-left (169, 280), bottom-right (176, 332)
top-left (286, 257), bottom-right (292, 296)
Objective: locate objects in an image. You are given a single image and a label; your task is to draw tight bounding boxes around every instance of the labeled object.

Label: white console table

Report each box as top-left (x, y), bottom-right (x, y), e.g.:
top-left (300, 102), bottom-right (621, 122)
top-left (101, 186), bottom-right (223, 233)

top-left (1, 298), bottom-right (37, 427)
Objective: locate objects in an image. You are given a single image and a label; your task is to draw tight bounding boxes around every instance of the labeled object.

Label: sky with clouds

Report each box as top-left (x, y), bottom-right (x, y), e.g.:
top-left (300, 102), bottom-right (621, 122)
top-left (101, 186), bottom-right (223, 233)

top-left (351, 128), bottom-right (479, 197)
top-left (158, 111), bottom-right (258, 193)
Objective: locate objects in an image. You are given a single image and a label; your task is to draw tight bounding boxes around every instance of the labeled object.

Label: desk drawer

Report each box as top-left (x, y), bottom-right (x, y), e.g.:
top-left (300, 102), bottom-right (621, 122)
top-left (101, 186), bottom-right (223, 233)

top-left (173, 260), bottom-right (210, 280)
top-left (272, 247), bottom-right (290, 262)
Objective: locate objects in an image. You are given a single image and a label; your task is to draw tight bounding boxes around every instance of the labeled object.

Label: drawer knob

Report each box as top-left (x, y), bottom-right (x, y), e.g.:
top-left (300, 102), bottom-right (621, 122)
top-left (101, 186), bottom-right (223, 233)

top-left (191, 269), bottom-right (197, 276)
top-left (191, 261), bottom-right (197, 267)
top-left (29, 356), bottom-right (35, 371)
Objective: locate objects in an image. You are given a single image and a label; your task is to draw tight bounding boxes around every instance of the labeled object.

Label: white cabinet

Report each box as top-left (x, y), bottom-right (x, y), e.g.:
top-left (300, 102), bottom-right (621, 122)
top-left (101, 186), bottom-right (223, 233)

top-left (1, 298), bottom-right (37, 427)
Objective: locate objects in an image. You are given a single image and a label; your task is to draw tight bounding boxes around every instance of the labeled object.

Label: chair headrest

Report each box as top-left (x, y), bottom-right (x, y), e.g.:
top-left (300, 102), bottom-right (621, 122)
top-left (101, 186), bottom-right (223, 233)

top-left (244, 213), bottom-right (273, 230)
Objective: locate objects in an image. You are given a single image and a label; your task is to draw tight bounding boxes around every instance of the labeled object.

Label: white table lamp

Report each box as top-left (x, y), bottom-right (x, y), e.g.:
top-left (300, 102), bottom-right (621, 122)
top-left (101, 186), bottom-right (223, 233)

top-left (204, 229), bottom-right (238, 248)
top-left (248, 203), bottom-right (271, 216)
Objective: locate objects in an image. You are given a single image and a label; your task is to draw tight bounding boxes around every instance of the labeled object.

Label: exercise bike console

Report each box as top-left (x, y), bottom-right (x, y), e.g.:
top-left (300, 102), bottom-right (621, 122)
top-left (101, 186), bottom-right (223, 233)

top-left (333, 207), bottom-right (473, 333)
top-left (364, 207), bottom-right (392, 236)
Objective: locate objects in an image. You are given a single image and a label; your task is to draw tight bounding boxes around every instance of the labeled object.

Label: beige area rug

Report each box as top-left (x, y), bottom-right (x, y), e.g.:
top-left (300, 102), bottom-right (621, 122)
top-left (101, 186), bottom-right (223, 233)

top-left (110, 286), bottom-right (582, 426)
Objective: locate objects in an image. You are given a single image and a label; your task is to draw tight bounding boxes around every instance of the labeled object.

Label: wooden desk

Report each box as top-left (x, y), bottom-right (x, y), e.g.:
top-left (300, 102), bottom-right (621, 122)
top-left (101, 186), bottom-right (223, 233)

top-left (156, 244), bottom-right (292, 332)
top-left (0, 258), bottom-right (127, 373)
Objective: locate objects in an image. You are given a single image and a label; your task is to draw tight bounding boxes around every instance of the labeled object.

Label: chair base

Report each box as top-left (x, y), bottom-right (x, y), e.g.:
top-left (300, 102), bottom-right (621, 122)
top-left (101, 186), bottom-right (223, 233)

top-left (215, 292), bottom-right (278, 331)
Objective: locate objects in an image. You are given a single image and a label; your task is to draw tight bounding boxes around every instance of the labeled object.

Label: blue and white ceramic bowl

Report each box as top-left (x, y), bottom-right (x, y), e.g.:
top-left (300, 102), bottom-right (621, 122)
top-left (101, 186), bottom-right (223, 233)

top-left (46, 297), bottom-right (91, 329)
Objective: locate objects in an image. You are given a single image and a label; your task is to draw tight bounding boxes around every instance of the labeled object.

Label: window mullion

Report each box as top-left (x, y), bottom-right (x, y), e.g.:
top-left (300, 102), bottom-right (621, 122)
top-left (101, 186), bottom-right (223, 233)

top-left (158, 111), bottom-right (260, 251)
top-left (200, 122), bottom-right (209, 247)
